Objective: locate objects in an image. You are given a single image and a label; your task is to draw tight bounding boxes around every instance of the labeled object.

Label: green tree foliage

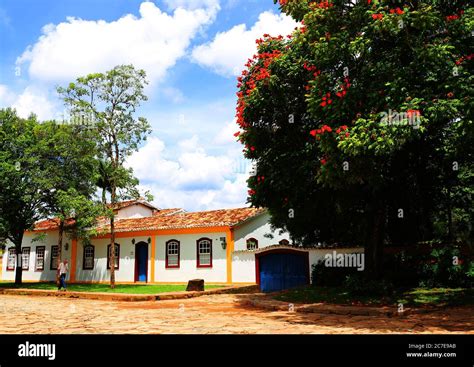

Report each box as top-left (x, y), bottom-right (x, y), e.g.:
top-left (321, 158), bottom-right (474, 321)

top-left (0, 109), bottom-right (47, 284)
top-left (34, 121), bottom-right (101, 278)
top-left (58, 65), bottom-right (152, 287)
top-left (237, 0), bottom-right (473, 277)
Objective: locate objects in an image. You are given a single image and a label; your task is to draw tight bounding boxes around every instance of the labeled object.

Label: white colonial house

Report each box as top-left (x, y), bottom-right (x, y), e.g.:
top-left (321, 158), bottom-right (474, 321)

top-left (1, 200), bottom-right (362, 291)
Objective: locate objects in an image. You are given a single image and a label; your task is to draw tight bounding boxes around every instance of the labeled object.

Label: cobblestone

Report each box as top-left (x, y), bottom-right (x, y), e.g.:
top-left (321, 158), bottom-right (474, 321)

top-left (0, 294), bottom-right (471, 334)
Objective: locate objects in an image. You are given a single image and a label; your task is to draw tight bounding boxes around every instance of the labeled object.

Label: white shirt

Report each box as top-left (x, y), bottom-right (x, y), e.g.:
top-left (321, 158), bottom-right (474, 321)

top-left (59, 262), bottom-right (68, 275)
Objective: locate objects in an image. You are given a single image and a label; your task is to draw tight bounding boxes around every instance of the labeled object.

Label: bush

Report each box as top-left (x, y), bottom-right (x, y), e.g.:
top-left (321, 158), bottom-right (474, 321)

top-left (343, 273), bottom-right (394, 297)
top-left (418, 247), bottom-right (473, 288)
top-left (311, 260), bottom-right (358, 287)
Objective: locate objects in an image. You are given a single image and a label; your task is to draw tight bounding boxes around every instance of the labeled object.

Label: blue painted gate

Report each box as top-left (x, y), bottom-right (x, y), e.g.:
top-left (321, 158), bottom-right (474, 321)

top-left (135, 243), bottom-right (148, 282)
top-left (258, 251), bottom-right (309, 293)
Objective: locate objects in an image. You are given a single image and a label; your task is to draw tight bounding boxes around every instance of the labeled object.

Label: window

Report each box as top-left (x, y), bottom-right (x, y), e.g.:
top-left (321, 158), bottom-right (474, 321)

top-left (279, 239), bottom-right (290, 246)
top-left (50, 245), bottom-right (59, 270)
top-left (35, 246), bottom-right (45, 271)
top-left (166, 240), bottom-right (180, 268)
top-left (21, 247), bottom-right (30, 270)
top-left (83, 245), bottom-right (95, 270)
top-left (197, 238), bottom-right (212, 267)
top-left (6, 248), bottom-right (16, 271)
top-left (107, 243), bottom-right (120, 270)
top-left (246, 238), bottom-right (258, 250)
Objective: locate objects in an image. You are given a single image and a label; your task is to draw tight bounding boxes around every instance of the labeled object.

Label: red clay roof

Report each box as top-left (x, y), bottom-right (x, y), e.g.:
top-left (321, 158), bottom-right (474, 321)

top-left (33, 218), bottom-right (76, 231)
top-left (108, 199), bottom-right (159, 211)
top-left (33, 207), bottom-right (266, 233)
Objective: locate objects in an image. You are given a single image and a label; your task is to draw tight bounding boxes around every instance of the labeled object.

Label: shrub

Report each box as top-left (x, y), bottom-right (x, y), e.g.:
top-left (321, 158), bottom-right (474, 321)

top-left (343, 273), bottom-right (394, 297)
top-left (418, 247), bottom-right (473, 288)
top-left (311, 259), bottom-right (357, 287)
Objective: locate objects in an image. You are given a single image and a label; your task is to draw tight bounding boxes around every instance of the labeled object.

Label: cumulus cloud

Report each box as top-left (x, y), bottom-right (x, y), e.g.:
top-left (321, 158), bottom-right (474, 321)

top-left (164, 0), bottom-right (220, 11)
top-left (12, 86), bottom-right (57, 120)
top-left (192, 10), bottom-right (298, 77)
top-left (125, 135), bottom-right (251, 211)
top-left (0, 85), bottom-right (56, 120)
top-left (0, 84), bottom-right (16, 106)
top-left (16, 1), bottom-right (218, 84)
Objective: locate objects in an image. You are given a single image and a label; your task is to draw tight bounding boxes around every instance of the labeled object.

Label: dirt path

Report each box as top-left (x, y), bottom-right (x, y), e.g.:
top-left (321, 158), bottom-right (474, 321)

top-left (0, 294), bottom-right (472, 334)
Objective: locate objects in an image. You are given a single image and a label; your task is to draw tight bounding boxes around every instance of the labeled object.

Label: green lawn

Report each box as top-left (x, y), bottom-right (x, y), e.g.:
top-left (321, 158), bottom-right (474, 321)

top-left (0, 282), bottom-right (225, 294)
top-left (274, 286), bottom-right (474, 308)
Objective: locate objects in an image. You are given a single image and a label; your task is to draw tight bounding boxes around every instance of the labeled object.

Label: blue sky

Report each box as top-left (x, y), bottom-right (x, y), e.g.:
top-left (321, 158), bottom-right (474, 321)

top-left (0, 0), bottom-right (298, 211)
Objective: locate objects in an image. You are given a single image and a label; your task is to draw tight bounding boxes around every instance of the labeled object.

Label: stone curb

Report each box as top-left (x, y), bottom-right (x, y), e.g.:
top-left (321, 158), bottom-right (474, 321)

top-left (0, 285), bottom-right (259, 302)
top-left (240, 296), bottom-right (438, 317)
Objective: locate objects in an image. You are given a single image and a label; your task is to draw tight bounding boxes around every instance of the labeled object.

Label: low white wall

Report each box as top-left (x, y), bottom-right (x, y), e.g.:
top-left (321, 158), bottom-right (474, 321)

top-left (231, 247), bottom-right (365, 285)
top-left (232, 252), bottom-right (256, 283)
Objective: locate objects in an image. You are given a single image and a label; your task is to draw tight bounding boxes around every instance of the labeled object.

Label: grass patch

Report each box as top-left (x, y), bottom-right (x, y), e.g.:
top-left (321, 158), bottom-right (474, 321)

top-left (274, 286), bottom-right (474, 308)
top-left (0, 282), bottom-right (225, 294)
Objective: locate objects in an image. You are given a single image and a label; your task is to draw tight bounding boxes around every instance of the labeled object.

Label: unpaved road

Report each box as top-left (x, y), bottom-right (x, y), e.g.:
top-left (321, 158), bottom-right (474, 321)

top-left (0, 294), bottom-right (472, 334)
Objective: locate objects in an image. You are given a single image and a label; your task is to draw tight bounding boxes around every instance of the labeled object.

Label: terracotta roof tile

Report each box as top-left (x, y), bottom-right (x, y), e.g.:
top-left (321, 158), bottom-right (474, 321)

top-left (33, 207), bottom-right (266, 233)
top-left (97, 207), bottom-right (266, 233)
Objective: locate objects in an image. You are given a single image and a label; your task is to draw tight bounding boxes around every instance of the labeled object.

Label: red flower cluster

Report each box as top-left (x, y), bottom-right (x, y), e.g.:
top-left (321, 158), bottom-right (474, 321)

top-left (310, 124), bottom-right (332, 138)
top-left (279, 0), bottom-right (288, 5)
top-left (446, 14), bottom-right (459, 21)
top-left (320, 92), bottom-right (333, 107)
top-left (372, 13), bottom-right (383, 20)
top-left (335, 125), bottom-right (348, 134)
top-left (310, 1), bottom-right (334, 9)
top-left (336, 77), bottom-right (351, 98)
top-left (455, 54), bottom-right (474, 65)
top-left (248, 189), bottom-right (256, 196)
top-left (320, 157), bottom-right (327, 165)
top-left (389, 8), bottom-right (404, 15)
top-left (233, 131), bottom-right (241, 137)
top-left (236, 93), bottom-right (247, 128)
top-left (303, 62), bottom-right (317, 72)
top-left (407, 109), bottom-right (420, 118)
top-left (256, 175), bottom-right (265, 183)
top-left (255, 35), bottom-right (285, 45)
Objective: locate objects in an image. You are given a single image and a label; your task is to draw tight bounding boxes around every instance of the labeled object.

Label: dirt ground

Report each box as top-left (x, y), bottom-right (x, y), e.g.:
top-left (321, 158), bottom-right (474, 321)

top-left (0, 294), bottom-right (472, 334)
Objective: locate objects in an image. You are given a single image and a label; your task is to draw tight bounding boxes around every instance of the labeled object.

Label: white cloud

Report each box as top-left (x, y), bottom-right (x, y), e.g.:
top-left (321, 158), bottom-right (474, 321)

top-left (0, 85), bottom-right (57, 120)
top-left (12, 86), bottom-right (56, 120)
top-left (125, 135), bottom-right (251, 211)
top-left (0, 84), bottom-right (16, 106)
top-left (164, 0), bottom-right (220, 11)
top-left (214, 119), bottom-right (239, 145)
top-left (16, 1), bottom-right (218, 84)
top-left (192, 10), bottom-right (298, 77)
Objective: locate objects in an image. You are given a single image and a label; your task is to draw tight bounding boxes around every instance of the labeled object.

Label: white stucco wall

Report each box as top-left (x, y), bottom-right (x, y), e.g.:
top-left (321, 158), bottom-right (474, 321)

top-left (75, 236), bottom-right (150, 282)
top-left (115, 205), bottom-right (153, 219)
top-left (233, 212), bottom-right (290, 251)
top-left (155, 232), bottom-right (227, 283)
top-left (231, 251), bottom-right (256, 283)
top-left (1, 231), bottom-right (72, 282)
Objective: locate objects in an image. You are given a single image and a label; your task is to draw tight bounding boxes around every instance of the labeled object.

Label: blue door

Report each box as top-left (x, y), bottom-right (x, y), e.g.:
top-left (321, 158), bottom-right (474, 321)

top-left (136, 243), bottom-right (148, 282)
top-left (259, 252), bottom-right (308, 292)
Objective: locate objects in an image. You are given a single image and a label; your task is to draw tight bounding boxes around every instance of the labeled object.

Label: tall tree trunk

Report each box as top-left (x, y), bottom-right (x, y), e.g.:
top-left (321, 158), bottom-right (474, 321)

top-left (446, 186), bottom-right (453, 242)
top-left (56, 220), bottom-right (64, 284)
top-left (366, 199), bottom-right (386, 280)
top-left (14, 232), bottom-right (24, 286)
top-left (110, 186), bottom-right (116, 289)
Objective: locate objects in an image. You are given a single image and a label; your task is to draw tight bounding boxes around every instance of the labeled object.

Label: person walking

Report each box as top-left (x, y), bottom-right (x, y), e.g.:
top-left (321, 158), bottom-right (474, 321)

top-left (58, 259), bottom-right (69, 291)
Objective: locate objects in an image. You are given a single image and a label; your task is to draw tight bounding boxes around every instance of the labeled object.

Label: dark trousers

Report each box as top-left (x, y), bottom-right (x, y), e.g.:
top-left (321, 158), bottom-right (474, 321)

top-left (58, 273), bottom-right (67, 290)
